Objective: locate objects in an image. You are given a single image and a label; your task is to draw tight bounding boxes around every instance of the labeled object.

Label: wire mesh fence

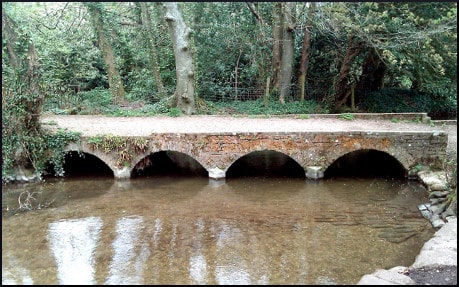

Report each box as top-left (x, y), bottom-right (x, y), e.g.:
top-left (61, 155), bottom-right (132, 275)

top-left (201, 86), bottom-right (319, 103)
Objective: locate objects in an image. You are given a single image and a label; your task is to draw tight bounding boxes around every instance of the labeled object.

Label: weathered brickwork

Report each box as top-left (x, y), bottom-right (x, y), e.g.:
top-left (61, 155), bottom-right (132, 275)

top-left (65, 131), bottom-right (447, 179)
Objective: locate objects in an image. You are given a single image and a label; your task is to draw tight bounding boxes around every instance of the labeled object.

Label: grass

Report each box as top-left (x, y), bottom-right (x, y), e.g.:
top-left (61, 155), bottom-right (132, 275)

top-left (339, 113), bottom-right (355, 121)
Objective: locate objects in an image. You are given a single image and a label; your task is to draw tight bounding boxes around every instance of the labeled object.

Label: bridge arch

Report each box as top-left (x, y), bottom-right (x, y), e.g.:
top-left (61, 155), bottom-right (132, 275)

top-left (131, 150), bottom-right (208, 177)
top-left (324, 148), bottom-right (407, 178)
top-left (226, 149), bottom-right (305, 178)
top-left (47, 144), bottom-right (115, 177)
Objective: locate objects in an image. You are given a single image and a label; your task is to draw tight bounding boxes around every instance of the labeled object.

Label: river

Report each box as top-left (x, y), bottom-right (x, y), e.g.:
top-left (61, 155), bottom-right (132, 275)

top-left (2, 174), bottom-right (434, 285)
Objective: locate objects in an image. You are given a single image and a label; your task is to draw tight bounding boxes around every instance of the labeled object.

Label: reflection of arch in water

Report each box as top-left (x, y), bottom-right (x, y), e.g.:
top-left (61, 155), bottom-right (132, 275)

top-left (313, 177), bottom-right (401, 204)
top-left (131, 150), bottom-right (208, 178)
top-left (224, 177), bottom-right (306, 203)
top-left (324, 149), bottom-right (406, 179)
top-left (126, 176), bottom-right (208, 203)
top-left (226, 150), bottom-right (305, 178)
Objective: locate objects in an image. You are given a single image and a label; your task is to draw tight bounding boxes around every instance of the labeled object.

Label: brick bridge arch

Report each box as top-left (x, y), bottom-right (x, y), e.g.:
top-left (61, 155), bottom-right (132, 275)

top-left (64, 142), bottom-right (117, 177)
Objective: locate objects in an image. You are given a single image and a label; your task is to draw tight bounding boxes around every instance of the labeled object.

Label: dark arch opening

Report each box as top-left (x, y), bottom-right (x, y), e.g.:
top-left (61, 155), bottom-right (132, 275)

top-left (226, 150), bottom-right (305, 179)
top-left (43, 151), bottom-right (113, 179)
top-left (131, 151), bottom-right (208, 178)
top-left (324, 149), bottom-right (406, 179)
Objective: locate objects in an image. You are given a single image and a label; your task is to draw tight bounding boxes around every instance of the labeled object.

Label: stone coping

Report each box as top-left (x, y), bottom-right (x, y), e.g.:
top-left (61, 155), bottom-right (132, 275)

top-left (432, 120), bottom-right (457, 126)
top-left (240, 112), bottom-right (430, 120)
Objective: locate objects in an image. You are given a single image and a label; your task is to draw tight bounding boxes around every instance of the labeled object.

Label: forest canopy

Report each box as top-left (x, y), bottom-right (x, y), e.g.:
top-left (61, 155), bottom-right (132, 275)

top-left (2, 2), bottom-right (456, 117)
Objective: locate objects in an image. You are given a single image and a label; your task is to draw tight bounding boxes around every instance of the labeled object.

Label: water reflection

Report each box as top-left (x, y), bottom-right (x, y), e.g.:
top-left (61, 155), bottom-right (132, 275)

top-left (2, 177), bottom-right (434, 285)
top-left (105, 216), bottom-right (150, 285)
top-left (189, 219), bottom-right (207, 284)
top-left (48, 216), bottom-right (102, 284)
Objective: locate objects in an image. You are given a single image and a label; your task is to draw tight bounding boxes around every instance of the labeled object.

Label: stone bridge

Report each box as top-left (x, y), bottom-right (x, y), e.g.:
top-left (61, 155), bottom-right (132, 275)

top-left (62, 128), bottom-right (447, 180)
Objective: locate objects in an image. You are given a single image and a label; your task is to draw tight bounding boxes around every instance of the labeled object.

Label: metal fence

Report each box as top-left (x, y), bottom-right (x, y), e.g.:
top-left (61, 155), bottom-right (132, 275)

top-left (202, 86), bottom-right (319, 103)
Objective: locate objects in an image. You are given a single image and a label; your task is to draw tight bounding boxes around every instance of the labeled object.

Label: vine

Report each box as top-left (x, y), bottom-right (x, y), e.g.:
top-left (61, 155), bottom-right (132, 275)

top-left (42, 129), bottom-right (82, 177)
top-left (87, 134), bottom-right (148, 167)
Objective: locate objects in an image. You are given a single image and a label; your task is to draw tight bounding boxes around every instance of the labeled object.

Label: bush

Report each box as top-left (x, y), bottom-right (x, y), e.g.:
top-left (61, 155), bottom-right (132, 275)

top-left (360, 88), bottom-right (432, 113)
top-left (213, 98), bottom-right (322, 115)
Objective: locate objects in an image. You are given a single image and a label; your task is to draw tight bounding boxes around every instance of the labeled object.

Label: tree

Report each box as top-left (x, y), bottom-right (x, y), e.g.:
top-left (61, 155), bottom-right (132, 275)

top-left (278, 2), bottom-right (295, 104)
top-left (298, 2), bottom-right (315, 102)
top-left (2, 5), bottom-right (42, 132)
top-left (2, 4), bottom-right (43, 178)
top-left (160, 2), bottom-right (196, 115)
top-left (271, 2), bottom-right (283, 92)
top-left (139, 2), bottom-right (166, 98)
top-left (314, 2), bottom-right (457, 112)
top-left (85, 2), bottom-right (126, 104)
top-left (333, 34), bottom-right (364, 109)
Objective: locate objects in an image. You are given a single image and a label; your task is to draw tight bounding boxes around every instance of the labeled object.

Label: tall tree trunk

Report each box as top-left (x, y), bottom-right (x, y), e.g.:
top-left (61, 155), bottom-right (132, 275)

top-left (279, 2), bottom-right (295, 104)
top-left (271, 2), bottom-right (283, 91)
top-left (162, 2), bottom-right (196, 115)
top-left (86, 3), bottom-right (126, 104)
top-left (25, 41), bottom-right (43, 131)
top-left (139, 2), bottom-right (166, 98)
top-left (333, 36), bottom-right (364, 110)
top-left (298, 3), bottom-right (315, 102)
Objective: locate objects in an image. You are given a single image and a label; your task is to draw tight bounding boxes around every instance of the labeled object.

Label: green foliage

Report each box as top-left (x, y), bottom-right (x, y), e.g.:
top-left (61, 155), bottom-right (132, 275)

top-left (42, 129), bottom-right (81, 177)
top-left (297, 114), bottom-right (310, 119)
top-left (360, 88), bottom-right (433, 113)
top-left (213, 98), bottom-right (322, 115)
top-left (87, 134), bottom-right (148, 167)
top-left (2, 93), bottom-right (81, 180)
top-left (339, 113), bottom-right (355, 121)
top-left (150, 98), bottom-right (170, 114)
top-left (410, 164), bottom-right (423, 173)
top-left (168, 107), bottom-right (182, 117)
top-left (192, 2), bottom-right (271, 99)
top-left (3, 2), bottom-right (457, 120)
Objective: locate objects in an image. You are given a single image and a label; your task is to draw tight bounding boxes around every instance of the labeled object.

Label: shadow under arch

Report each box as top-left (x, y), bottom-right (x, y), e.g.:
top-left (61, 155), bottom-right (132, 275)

top-left (43, 151), bottom-right (114, 178)
top-left (226, 149), bottom-right (305, 179)
top-left (131, 150), bottom-right (208, 178)
top-left (324, 149), bottom-right (406, 179)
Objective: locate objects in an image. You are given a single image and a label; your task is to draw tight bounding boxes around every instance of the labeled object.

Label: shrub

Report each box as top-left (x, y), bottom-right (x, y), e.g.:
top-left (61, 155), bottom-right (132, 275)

top-left (360, 88), bottom-right (432, 113)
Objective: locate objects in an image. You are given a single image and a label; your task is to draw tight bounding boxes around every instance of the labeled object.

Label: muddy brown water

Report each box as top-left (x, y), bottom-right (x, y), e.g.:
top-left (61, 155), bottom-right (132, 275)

top-left (2, 175), bottom-right (435, 285)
